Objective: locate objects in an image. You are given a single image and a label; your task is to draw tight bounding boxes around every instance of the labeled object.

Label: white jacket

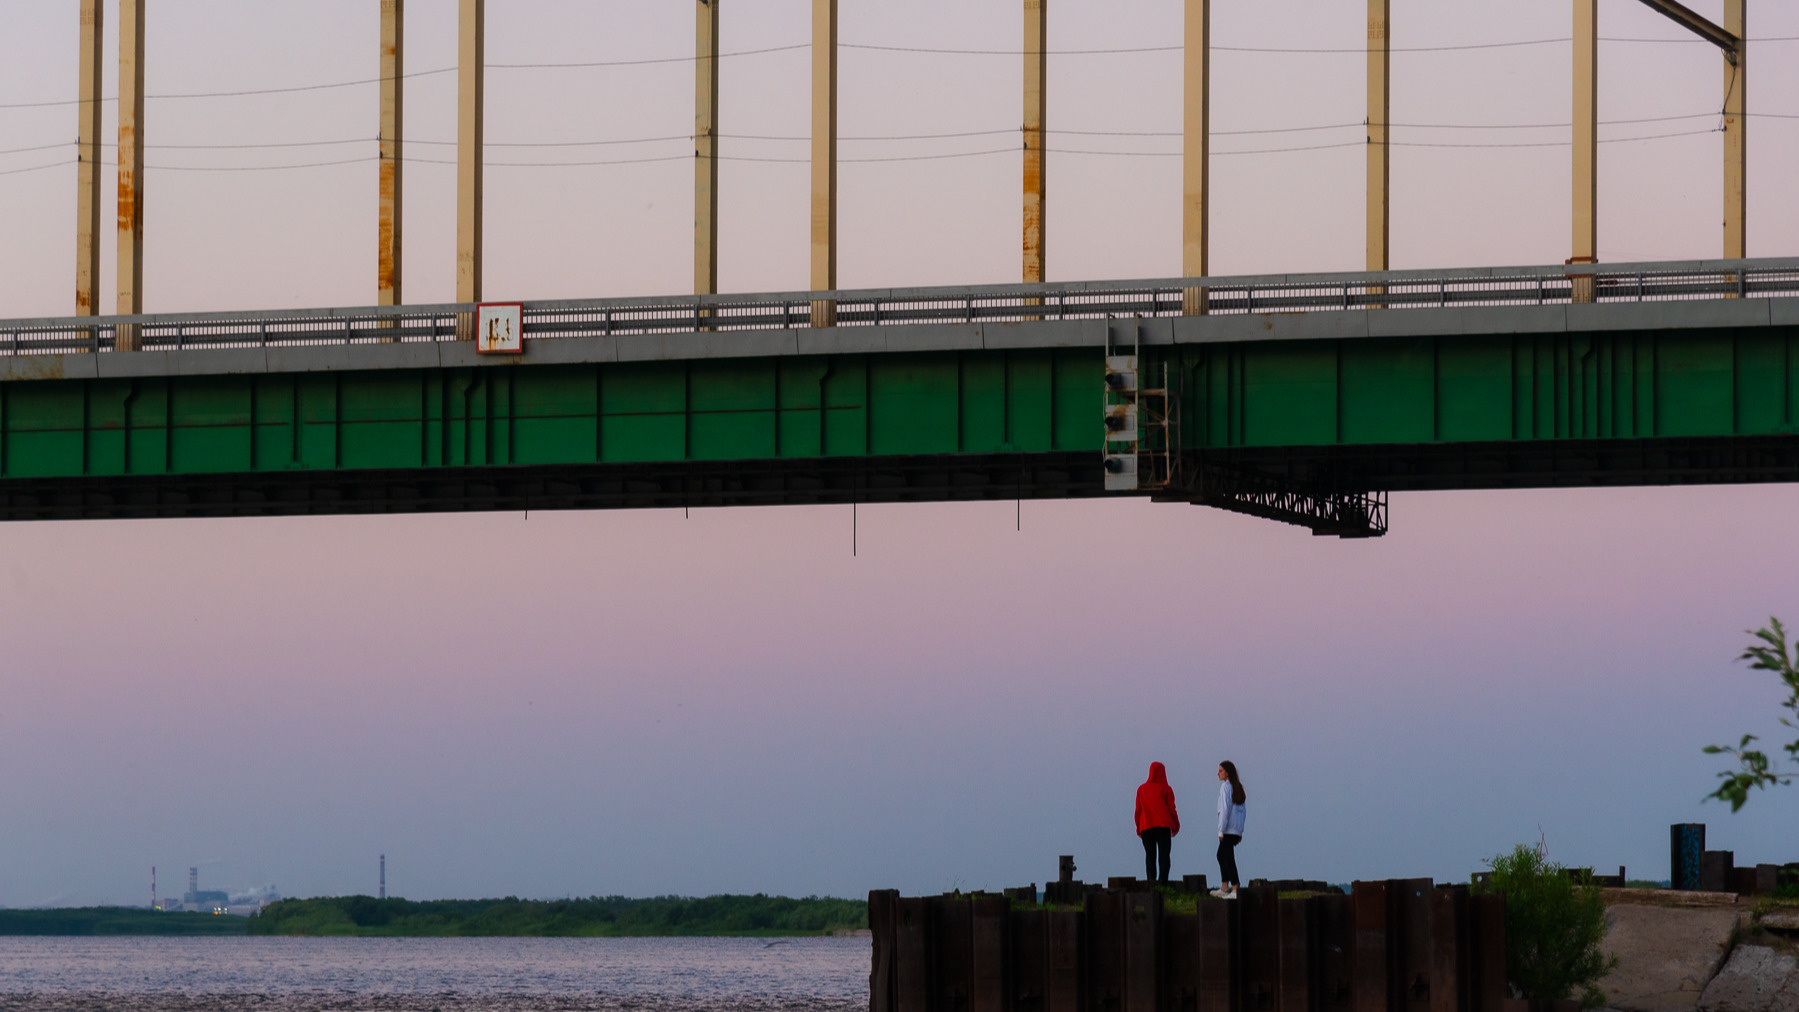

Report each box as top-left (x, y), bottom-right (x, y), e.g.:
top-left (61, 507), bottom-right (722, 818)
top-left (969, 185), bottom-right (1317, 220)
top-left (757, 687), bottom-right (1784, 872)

top-left (1217, 780), bottom-right (1246, 837)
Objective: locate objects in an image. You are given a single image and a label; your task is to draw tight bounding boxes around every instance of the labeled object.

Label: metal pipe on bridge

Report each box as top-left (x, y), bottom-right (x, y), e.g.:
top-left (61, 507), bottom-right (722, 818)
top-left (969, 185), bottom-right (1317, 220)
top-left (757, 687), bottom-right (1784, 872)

top-left (1571, 0), bottom-right (1598, 303)
top-left (378, 0), bottom-right (404, 313)
top-left (75, 0), bottom-right (102, 323)
top-left (1023, 0), bottom-right (1047, 287)
top-left (58, 3), bottom-right (1764, 342)
top-left (1723, 0), bottom-right (1746, 261)
top-left (695, 0), bottom-right (720, 297)
top-left (116, 0), bottom-right (146, 349)
top-left (1181, 0), bottom-right (1208, 316)
top-left (809, 0), bottom-right (837, 327)
top-left (457, 0), bottom-right (484, 323)
top-left (1631, 0), bottom-right (1747, 261)
top-left (1366, 0), bottom-right (1389, 275)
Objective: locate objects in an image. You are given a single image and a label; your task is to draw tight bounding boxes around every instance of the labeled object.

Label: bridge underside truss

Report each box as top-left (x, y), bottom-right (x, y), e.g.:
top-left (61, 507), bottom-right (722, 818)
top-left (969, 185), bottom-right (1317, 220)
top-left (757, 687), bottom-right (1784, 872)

top-left (0, 437), bottom-right (1795, 533)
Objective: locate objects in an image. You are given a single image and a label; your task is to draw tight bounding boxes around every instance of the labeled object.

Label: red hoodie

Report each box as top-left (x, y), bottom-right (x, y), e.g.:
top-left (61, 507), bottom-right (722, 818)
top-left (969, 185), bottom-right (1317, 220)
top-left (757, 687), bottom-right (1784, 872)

top-left (1134, 762), bottom-right (1180, 835)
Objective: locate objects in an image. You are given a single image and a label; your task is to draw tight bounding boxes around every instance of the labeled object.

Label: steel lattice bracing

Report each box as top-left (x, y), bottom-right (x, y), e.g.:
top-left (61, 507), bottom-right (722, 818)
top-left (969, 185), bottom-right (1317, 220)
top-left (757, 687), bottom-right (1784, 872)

top-left (1, 261), bottom-right (1797, 535)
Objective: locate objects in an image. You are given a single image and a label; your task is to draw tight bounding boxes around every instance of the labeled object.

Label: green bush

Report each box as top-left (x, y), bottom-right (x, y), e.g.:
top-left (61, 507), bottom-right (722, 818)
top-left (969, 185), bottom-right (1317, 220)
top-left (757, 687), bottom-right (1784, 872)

top-left (1776, 869), bottom-right (1799, 901)
top-left (1471, 844), bottom-right (1617, 1008)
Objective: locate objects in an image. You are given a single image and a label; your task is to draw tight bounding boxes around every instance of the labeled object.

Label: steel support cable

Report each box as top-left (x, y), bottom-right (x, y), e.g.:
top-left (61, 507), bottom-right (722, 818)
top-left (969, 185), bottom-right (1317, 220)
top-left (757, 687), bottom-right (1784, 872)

top-left (486, 44), bottom-right (807, 69)
top-left (846, 40), bottom-right (1533, 55)
top-left (0, 67), bottom-right (454, 109)
top-left (1719, 60), bottom-right (1740, 130)
top-left (840, 35), bottom-right (1799, 56)
top-left (0, 141), bottom-right (80, 156)
top-left (416, 149), bottom-right (1025, 166)
top-left (0, 44), bottom-right (807, 110)
top-left (0, 157), bottom-right (373, 175)
top-left (9, 35), bottom-right (1799, 111)
top-left (138, 156), bottom-right (375, 172)
top-left (0, 158), bottom-right (72, 177)
top-left (412, 153), bottom-right (694, 168)
top-left (0, 122), bottom-right (1761, 176)
top-left (1391, 111), bottom-right (1720, 130)
top-left (1052, 141), bottom-right (1363, 157)
top-left (4, 128), bottom-right (1350, 159)
top-left (0, 35), bottom-right (1586, 108)
top-left (1381, 127), bottom-right (1720, 149)
top-left (18, 110), bottom-right (1777, 158)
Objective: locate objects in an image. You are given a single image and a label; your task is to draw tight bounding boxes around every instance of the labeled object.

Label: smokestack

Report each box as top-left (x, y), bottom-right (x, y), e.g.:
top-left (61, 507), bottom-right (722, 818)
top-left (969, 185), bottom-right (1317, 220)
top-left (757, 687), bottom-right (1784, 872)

top-left (151, 867), bottom-right (156, 911)
top-left (189, 867), bottom-right (198, 901)
top-left (379, 854), bottom-right (386, 900)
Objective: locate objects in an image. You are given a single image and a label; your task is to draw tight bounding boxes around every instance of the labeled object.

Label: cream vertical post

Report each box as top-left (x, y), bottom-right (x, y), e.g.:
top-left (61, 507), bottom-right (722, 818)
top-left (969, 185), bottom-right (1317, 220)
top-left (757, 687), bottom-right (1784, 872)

top-left (457, 0), bottom-right (484, 335)
top-left (1022, 0), bottom-right (1046, 287)
top-left (1571, 0), bottom-right (1598, 303)
top-left (809, 0), bottom-right (837, 327)
top-left (695, 0), bottom-right (719, 298)
top-left (1365, 0), bottom-right (1389, 274)
top-left (1181, 0), bottom-right (1207, 315)
top-left (1722, 0), bottom-right (1745, 261)
top-left (116, 0), bottom-right (146, 350)
top-left (378, 0), bottom-right (404, 319)
top-left (75, 0), bottom-right (102, 325)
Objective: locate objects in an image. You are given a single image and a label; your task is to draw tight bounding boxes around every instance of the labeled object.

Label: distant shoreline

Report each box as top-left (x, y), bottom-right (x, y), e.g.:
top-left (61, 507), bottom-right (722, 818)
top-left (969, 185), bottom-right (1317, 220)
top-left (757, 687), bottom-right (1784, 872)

top-left (0, 908), bottom-right (248, 936)
top-left (0, 895), bottom-right (871, 938)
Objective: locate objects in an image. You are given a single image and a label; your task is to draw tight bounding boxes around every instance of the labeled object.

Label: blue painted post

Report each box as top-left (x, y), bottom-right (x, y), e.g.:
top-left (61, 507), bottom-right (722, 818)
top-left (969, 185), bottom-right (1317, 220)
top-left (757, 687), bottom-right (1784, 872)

top-left (1670, 824), bottom-right (1705, 891)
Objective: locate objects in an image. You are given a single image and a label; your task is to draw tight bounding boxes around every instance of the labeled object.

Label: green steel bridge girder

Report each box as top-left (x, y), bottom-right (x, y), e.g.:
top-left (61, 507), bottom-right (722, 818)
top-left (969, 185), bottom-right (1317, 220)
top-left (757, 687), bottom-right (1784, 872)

top-left (1197, 325), bottom-right (1797, 447)
top-left (0, 349), bottom-right (1101, 478)
top-left (1, 327), bottom-right (1796, 468)
top-left (0, 315), bottom-right (1797, 525)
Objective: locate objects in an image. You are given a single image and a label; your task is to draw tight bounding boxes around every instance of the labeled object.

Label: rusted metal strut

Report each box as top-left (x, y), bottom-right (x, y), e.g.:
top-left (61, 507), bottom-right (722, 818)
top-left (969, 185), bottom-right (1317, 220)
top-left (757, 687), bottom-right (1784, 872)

top-left (1632, 0), bottom-right (1739, 58)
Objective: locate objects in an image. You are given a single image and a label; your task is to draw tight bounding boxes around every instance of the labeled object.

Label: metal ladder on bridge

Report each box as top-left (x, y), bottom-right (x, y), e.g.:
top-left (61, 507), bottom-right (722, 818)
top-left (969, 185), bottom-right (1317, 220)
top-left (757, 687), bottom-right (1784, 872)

top-left (1103, 315), bottom-right (1177, 493)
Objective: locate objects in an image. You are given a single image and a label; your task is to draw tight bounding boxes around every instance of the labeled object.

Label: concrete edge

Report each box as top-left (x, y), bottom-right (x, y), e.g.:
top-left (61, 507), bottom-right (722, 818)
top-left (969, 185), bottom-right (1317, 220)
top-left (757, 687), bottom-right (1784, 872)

top-left (0, 299), bottom-right (1791, 383)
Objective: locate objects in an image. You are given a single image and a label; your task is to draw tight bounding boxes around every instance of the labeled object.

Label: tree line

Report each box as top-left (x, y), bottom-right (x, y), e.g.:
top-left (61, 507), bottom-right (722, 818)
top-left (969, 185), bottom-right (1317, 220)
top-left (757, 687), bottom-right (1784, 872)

top-left (247, 893), bottom-right (869, 937)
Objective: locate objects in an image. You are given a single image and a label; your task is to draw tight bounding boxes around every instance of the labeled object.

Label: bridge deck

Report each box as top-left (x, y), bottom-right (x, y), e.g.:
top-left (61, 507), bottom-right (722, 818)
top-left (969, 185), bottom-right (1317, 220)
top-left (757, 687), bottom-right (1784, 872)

top-left (1, 259), bottom-right (1796, 531)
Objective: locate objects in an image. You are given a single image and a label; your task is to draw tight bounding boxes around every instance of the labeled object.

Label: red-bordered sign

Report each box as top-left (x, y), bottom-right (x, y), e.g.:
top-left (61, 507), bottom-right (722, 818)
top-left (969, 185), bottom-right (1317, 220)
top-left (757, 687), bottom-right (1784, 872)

top-left (475, 302), bottom-right (524, 354)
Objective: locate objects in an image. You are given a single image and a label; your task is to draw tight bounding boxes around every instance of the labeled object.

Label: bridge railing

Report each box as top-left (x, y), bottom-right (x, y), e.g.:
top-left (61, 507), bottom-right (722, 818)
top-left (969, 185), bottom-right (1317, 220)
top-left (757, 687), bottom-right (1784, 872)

top-left (4, 259), bottom-right (1797, 357)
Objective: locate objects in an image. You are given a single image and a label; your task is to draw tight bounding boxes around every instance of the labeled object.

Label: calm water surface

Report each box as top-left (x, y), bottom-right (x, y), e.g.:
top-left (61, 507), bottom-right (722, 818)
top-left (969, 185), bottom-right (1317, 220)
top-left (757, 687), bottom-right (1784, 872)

top-left (0, 935), bottom-right (870, 1011)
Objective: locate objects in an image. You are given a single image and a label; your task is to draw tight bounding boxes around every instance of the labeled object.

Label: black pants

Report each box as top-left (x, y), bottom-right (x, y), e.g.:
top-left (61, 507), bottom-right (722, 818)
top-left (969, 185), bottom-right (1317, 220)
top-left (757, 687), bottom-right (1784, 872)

top-left (1217, 834), bottom-right (1242, 887)
top-left (1140, 828), bottom-right (1171, 883)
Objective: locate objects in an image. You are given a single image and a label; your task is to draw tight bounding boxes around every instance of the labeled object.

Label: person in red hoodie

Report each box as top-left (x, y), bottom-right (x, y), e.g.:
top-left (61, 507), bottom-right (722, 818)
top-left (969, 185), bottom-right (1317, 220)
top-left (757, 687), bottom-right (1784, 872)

top-left (1134, 761), bottom-right (1180, 883)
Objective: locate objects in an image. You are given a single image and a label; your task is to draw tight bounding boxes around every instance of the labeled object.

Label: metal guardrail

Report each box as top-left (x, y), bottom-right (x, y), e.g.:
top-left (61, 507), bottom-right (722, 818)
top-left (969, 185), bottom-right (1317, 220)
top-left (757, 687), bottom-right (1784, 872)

top-left (2, 259), bottom-right (1797, 358)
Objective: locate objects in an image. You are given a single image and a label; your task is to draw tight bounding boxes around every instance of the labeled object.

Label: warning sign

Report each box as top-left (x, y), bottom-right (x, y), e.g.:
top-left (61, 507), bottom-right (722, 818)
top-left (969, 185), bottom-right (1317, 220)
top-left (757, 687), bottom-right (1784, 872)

top-left (475, 303), bottom-right (524, 354)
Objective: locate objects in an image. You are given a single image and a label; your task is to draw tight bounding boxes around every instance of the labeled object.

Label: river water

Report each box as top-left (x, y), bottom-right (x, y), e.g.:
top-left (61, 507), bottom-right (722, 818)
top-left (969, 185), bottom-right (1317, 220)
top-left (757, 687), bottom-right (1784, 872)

top-left (0, 935), bottom-right (871, 1011)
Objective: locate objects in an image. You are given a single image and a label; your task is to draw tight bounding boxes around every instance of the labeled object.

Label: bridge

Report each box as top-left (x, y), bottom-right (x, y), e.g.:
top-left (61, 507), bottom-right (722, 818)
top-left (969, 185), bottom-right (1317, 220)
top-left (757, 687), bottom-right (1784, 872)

top-left (5, 0), bottom-right (1791, 536)
top-left (2, 257), bottom-right (1796, 536)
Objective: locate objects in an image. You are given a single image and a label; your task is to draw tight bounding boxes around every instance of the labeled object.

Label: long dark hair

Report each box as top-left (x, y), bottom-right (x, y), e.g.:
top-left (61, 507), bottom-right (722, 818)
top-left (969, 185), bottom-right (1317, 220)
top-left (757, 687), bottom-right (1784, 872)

top-left (1220, 761), bottom-right (1246, 805)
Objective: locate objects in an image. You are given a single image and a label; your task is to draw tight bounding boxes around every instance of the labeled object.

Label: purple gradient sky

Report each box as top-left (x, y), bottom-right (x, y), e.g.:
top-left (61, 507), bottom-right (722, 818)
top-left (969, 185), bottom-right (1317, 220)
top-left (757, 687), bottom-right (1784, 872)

top-left (1, 1), bottom-right (1797, 907)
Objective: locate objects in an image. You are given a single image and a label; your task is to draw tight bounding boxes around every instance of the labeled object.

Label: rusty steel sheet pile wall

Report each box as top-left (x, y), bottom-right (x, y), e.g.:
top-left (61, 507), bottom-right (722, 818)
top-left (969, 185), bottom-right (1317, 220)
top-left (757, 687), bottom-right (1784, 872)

top-left (869, 880), bottom-right (1517, 1012)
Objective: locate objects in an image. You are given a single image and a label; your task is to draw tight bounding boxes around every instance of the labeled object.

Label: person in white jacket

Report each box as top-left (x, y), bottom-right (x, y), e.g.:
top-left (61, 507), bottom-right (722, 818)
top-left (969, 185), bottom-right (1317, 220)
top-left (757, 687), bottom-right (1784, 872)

top-left (1211, 761), bottom-right (1247, 899)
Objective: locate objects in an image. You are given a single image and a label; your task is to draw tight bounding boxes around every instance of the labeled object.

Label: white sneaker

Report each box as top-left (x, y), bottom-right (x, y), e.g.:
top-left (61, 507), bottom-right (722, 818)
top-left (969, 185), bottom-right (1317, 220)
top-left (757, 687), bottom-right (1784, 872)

top-left (1208, 888), bottom-right (1227, 898)
top-left (1221, 888), bottom-right (1238, 900)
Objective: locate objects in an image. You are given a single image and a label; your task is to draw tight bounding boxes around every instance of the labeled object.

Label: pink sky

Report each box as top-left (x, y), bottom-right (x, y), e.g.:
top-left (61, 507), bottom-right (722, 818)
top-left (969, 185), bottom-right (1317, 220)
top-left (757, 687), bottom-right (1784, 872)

top-left (2, 486), bottom-right (1796, 904)
top-left (0, 1), bottom-right (1796, 905)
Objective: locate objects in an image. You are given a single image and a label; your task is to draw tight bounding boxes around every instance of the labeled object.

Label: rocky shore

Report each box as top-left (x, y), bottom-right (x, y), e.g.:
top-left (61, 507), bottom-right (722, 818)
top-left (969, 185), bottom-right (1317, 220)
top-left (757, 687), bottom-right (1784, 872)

top-left (1597, 889), bottom-right (1798, 1012)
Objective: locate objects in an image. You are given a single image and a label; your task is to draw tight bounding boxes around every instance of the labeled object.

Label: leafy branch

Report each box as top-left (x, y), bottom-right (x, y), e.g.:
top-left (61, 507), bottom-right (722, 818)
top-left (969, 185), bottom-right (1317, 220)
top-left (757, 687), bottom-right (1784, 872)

top-left (1704, 617), bottom-right (1799, 811)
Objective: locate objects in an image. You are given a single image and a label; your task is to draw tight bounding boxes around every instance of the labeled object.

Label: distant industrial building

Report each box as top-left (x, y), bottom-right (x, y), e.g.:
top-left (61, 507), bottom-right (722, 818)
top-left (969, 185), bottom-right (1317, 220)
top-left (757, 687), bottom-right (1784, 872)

top-left (154, 866), bottom-right (278, 916)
